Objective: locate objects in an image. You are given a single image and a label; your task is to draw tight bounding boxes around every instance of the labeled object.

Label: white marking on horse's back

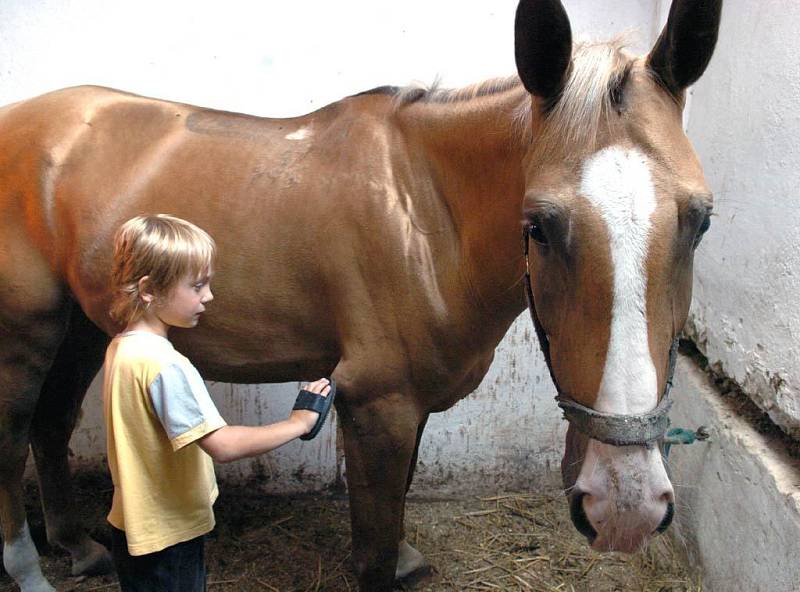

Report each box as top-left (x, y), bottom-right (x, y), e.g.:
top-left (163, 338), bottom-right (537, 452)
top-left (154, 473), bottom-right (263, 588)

top-left (579, 146), bottom-right (658, 414)
top-left (285, 127), bottom-right (312, 141)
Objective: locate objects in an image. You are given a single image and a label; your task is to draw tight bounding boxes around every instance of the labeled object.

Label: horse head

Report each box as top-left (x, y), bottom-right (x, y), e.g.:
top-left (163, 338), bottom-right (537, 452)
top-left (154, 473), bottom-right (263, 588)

top-left (514, 0), bottom-right (721, 552)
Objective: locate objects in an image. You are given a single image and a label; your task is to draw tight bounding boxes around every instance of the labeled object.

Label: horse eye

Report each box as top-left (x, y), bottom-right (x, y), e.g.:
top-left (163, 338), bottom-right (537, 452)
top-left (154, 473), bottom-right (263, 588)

top-left (528, 220), bottom-right (549, 246)
top-left (693, 214), bottom-right (711, 248)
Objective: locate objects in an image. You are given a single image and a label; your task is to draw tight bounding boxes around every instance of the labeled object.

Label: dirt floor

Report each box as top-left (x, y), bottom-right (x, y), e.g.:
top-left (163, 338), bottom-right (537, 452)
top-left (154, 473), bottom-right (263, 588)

top-left (2, 472), bottom-right (701, 592)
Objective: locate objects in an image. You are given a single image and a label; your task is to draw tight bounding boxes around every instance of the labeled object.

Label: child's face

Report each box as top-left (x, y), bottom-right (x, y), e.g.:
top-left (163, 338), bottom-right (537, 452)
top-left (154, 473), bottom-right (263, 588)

top-left (156, 270), bottom-right (214, 330)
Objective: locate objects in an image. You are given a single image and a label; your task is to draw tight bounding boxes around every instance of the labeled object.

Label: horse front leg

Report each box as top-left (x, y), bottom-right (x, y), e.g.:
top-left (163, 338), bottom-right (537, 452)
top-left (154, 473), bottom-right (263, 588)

top-left (29, 307), bottom-right (113, 577)
top-left (337, 392), bottom-right (421, 591)
top-left (395, 415), bottom-right (431, 582)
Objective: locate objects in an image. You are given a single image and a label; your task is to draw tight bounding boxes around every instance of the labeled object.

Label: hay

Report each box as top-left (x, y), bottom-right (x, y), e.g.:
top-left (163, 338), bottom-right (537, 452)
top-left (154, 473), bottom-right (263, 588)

top-left (4, 474), bottom-right (701, 591)
top-left (406, 493), bottom-right (701, 592)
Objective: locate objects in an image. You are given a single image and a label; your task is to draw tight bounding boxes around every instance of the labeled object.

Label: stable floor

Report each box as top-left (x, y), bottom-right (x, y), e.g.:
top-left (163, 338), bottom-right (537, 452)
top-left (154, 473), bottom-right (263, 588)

top-left (2, 473), bottom-right (700, 591)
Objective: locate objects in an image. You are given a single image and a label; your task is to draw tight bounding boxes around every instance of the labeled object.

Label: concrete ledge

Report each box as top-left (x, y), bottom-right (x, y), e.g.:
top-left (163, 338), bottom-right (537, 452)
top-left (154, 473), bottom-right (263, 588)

top-left (670, 354), bottom-right (800, 592)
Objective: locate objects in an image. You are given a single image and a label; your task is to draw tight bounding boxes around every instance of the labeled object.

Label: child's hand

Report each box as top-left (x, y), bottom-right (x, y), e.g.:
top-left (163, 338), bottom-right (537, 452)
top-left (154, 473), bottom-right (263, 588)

top-left (290, 378), bottom-right (331, 435)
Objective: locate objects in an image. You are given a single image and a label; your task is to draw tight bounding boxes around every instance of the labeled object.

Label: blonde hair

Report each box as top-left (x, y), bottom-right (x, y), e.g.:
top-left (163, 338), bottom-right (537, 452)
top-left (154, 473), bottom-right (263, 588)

top-left (110, 214), bottom-right (217, 324)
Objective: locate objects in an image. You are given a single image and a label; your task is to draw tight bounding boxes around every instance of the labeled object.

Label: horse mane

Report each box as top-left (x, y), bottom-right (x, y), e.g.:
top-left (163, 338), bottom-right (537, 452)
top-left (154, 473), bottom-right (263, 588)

top-left (393, 76), bottom-right (523, 105)
top-left (532, 36), bottom-right (634, 156)
top-left (383, 36), bottom-right (634, 153)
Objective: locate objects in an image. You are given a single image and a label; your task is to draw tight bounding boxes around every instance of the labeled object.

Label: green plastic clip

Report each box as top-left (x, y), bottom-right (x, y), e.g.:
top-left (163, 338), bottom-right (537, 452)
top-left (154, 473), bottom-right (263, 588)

top-left (662, 426), bottom-right (710, 458)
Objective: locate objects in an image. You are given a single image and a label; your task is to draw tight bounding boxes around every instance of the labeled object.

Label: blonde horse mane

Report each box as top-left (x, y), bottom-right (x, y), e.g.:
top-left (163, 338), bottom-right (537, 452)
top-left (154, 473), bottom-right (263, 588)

top-left (393, 36), bottom-right (634, 153)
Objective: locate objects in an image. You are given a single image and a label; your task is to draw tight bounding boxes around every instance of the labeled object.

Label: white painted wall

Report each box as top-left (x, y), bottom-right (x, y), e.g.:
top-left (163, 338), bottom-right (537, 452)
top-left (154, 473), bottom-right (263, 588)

top-left (683, 0), bottom-right (800, 438)
top-left (3, 0), bottom-right (657, 493)
top-left (670, 355), bottom-right (800, 592)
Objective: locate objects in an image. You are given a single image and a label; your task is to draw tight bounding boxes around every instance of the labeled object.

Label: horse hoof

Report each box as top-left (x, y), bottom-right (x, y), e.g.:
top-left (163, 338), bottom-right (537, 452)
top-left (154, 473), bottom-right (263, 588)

top-left (395, 539), bottom-right (433, 584)
top-left (70, 541), bottom-right (114, 576)
top-left (18, 582), bottom-right (56, 592)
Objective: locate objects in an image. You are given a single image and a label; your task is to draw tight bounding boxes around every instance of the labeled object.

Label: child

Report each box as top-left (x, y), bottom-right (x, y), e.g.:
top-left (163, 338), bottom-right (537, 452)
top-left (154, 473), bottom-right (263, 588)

top-left (103, 214), bottom-right (335, 591)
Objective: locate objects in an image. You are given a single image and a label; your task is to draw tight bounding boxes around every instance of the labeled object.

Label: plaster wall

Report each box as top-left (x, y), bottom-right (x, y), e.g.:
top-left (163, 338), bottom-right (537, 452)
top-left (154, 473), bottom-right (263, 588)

top-left (682, 0), bottom-right (800, 438)
top-left (670, 354), bottom-right (800, 592)
top-left (2, 0), bottom-right (657, 492)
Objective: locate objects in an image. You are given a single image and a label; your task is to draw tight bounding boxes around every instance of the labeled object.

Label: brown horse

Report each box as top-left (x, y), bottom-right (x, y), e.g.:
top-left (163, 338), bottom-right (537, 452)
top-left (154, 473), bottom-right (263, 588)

top-left (0, 0), bottom-right (721, 590)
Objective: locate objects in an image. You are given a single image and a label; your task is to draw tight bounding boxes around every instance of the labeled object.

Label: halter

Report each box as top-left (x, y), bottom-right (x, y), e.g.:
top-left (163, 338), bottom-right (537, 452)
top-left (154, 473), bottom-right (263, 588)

top-left (522, 226), bottom-right (678, 448)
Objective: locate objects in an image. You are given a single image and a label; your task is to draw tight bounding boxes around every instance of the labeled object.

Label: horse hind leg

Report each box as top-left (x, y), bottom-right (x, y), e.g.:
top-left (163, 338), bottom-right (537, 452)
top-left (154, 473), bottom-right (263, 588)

top-left (29, 306), bottom-right (112, 577)
top-left (0, 305), bottom-right (70, 592)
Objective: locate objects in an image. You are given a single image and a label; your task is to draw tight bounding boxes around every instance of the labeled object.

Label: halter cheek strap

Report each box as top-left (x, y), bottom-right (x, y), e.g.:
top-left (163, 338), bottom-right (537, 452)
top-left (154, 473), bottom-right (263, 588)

top-left (523, 226), bottom-right (678, 447)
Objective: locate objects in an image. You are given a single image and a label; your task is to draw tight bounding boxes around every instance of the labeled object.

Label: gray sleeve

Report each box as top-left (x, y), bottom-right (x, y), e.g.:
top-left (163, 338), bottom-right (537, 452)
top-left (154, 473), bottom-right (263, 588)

top-left (149, 361), bottom-right (225, 443)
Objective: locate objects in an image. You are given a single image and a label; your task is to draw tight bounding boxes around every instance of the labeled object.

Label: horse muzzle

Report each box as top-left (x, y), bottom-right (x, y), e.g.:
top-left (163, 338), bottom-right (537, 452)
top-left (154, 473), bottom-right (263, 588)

top-left (568, 487), bottom-right (675, 552)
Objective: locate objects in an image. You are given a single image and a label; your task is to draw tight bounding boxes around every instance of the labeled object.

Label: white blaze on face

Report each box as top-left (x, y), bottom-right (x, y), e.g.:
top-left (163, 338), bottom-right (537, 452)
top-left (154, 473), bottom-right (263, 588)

top-left (575, 146), bottom-right (672, 549)
top-left (579, 145), bottom-right (658, 414)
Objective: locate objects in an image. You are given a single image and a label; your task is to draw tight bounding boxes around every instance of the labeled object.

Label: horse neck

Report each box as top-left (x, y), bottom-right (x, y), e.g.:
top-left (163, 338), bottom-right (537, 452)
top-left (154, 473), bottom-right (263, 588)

top-left (397, 86), bottom-right (530, 328)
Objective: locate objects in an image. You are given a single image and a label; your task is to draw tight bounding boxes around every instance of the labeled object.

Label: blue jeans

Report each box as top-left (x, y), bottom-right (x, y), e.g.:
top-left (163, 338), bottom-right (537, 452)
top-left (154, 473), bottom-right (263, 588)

top-left (111, 526), bottom-right (206, 592)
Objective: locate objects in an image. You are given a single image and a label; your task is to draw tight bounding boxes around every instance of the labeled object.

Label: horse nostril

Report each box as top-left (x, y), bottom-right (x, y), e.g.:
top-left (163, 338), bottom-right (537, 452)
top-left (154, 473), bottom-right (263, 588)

top-left (569, 492), bottom-right (597, 543)
top-left (655, 501), bottom-right (675, 534)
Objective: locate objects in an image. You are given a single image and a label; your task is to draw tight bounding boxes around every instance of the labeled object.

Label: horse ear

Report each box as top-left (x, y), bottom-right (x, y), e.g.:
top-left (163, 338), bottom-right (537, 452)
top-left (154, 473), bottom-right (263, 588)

top-left (514, 0), bottom-right (573, 104)
top-left (647, 0), bottom-right (723, 97)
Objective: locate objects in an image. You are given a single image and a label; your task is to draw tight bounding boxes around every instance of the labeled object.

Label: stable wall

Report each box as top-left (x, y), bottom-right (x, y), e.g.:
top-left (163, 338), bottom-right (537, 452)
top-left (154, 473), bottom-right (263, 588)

top-left (683, 0), bottom-right (800, 438)
top-left (670, 354), bottom-right (800, 592)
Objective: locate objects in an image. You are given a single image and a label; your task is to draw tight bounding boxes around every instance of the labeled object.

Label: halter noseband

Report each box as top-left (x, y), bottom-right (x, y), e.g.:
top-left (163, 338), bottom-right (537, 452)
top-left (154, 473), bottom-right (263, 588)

top-left (523, 226), bottom-right (678, 448)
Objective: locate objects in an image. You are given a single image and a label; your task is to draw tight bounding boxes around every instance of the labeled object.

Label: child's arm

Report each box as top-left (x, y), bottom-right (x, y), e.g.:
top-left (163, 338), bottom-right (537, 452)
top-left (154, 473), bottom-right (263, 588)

top-left (197, 378), bottom-right (331, 463)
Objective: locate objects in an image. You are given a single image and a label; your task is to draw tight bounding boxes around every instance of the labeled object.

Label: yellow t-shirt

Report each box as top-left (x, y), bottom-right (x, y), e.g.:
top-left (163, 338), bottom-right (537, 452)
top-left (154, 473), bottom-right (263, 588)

top-left (103, 331), bottom-right (227, 556)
